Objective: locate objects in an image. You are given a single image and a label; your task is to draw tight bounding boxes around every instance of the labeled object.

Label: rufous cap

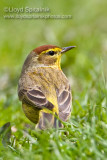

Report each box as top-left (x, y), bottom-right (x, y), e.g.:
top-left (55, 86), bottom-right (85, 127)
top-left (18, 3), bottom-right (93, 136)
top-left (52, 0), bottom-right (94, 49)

top-left (33, 45), bottom-right (60, 54)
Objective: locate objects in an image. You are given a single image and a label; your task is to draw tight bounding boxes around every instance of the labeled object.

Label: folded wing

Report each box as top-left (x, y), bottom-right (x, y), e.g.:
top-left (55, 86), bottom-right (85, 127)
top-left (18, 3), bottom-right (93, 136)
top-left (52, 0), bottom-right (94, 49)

top-left (18, 87), bottom-right (54, 110)
top-left (57, 85), bottom-right (71, 121)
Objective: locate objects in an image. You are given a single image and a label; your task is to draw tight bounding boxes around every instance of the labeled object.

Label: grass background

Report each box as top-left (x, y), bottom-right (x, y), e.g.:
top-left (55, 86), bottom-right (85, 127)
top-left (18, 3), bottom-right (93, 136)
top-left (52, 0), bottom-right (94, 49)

top-left (0, 0), bottom-right (107, 159)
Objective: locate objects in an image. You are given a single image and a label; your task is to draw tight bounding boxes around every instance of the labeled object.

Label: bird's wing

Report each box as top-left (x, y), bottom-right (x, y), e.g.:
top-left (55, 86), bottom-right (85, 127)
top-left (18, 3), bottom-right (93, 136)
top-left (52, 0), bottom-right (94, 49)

top-left (18, 87), bottom-right (54, 110)
top-left (57, 85), bottom-right (71, 121)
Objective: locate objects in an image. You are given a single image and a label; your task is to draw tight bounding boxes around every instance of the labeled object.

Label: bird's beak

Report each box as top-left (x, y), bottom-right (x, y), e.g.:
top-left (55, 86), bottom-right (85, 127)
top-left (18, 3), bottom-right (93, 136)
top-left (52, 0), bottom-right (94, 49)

top-left (61, 46), bottom-right (76, 54)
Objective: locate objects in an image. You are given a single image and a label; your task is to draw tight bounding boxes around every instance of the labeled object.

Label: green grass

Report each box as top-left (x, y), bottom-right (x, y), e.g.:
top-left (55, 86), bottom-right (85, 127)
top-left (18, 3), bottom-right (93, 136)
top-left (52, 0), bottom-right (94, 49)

top-left (0, 0), bottom-right (107, 159)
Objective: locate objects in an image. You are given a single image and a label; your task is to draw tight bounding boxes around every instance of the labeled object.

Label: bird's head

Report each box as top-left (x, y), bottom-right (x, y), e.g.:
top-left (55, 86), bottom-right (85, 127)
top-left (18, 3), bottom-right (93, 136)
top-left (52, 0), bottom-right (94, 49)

top-left (31, 45), bottom-right (76, 69)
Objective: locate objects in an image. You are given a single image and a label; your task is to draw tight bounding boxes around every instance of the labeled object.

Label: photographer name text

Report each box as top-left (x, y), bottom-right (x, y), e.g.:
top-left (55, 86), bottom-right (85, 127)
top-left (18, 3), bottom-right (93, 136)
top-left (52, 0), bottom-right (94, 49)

top-left (4, 7), bottom-right (50, 13)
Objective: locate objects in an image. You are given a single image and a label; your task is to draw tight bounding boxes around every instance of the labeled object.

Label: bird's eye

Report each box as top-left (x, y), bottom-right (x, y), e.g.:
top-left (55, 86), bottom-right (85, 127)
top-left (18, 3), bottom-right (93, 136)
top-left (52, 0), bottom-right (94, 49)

top-left (48, 51), bottom-right (55, 56)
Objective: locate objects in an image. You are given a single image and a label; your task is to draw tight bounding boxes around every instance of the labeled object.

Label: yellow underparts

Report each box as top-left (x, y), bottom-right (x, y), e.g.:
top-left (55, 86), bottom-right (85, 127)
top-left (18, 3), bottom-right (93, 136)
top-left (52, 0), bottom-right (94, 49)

top-left (22, 103), bottom-right (40, 124)
top-left (54, 54), bottom-right (61, 70)
top-left (42, 85), bottom-right (59, 115)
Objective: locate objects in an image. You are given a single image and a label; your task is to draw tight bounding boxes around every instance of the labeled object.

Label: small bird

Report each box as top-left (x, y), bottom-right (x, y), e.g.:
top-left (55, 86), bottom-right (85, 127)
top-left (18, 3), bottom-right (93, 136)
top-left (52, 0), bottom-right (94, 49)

top-left (18, 45), bottom-right (75, 129)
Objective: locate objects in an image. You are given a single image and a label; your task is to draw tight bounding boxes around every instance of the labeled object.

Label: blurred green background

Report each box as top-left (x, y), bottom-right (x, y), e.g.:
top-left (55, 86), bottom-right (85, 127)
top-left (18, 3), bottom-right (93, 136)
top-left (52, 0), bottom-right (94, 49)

top-left (0, 0), bottom-right (107, 159)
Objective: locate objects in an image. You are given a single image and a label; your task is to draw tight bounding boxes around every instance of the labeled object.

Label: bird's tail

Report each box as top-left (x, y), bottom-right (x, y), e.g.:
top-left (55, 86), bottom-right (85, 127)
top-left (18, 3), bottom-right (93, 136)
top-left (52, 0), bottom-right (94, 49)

top-left (36, 112), bottom-right (63, 129)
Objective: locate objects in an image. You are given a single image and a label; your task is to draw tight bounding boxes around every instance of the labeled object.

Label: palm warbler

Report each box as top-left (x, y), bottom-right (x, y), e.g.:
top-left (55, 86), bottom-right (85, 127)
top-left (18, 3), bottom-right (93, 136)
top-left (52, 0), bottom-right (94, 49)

top-left (18, 45), bottom-right (75, 129)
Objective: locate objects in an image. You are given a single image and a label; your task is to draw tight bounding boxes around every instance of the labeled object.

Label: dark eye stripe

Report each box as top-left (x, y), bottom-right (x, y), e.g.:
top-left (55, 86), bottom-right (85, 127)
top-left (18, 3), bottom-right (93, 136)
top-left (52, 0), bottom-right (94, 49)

top-left (48, 51), bottom-right (55, 56)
